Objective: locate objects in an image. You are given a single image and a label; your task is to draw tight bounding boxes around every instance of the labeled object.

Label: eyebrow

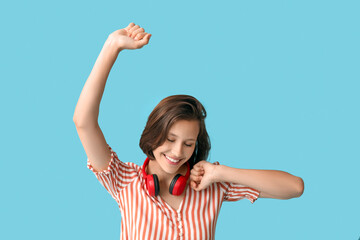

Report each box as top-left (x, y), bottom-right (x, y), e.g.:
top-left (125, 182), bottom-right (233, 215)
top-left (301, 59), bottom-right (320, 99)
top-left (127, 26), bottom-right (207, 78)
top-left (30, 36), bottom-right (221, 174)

top-left (168, 132), bottom-right (196, 141)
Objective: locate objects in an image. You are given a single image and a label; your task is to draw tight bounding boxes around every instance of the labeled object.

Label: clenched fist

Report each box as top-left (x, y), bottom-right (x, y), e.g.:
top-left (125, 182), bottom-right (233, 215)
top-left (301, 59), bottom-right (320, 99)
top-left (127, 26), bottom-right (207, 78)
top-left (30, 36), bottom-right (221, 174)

top-left (190, 160), bottom-right (218, 191)
top-left (107, 22), bottom-right (152, 51)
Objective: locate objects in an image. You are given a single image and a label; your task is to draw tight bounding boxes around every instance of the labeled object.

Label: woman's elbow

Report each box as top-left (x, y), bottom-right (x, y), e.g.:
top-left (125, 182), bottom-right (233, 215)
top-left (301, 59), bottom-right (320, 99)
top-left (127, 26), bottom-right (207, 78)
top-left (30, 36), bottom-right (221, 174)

top-left (295, 177), bottom-right (304, 198)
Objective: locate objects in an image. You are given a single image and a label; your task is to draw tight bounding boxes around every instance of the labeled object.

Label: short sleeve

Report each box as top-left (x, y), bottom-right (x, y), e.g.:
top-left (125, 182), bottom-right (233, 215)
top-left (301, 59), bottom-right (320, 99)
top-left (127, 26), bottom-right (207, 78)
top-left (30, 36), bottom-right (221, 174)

top-left (87, 144), bottom-right (138, 202)
top-left (214, 162), bottom-right (260, 204)
top-left (220, 182), bottom-right (260, 204)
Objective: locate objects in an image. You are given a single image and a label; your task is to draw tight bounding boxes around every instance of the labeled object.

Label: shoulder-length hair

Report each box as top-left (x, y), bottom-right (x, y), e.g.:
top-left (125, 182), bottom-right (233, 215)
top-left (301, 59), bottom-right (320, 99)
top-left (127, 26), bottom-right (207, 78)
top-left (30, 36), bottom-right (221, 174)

top-left (139, 94), bottom-right (211, 168)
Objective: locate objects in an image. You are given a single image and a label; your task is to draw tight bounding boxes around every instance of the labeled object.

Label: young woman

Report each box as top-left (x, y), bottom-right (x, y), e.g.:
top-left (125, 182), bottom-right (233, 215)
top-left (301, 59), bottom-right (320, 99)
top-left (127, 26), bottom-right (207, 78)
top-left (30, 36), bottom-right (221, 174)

top-left (73, 22), bottom-right (304, 240)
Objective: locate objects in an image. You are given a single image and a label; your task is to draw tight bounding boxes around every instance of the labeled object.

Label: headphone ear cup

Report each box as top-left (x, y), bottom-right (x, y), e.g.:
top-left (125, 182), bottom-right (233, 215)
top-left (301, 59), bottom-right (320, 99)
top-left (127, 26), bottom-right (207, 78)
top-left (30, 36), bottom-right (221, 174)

top-left (146, 174), bottom-right (160, 196)
top-left (169, 174), bottom-right (187, 196)
top-left (153, 174), bottom-right (160, 196)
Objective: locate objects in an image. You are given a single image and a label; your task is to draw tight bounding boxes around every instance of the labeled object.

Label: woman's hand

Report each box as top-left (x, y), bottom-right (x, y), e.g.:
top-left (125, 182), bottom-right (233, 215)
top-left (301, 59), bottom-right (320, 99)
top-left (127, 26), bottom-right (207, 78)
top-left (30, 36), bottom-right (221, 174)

top-left (190, 160), bottom-right (218, 191)
top-left (107, 22), bottom-right (152, 51)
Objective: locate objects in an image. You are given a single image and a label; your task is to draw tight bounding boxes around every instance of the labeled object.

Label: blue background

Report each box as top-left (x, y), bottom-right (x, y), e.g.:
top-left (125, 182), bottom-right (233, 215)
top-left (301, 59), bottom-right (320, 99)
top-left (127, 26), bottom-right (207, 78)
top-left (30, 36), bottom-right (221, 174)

top-left (1, 0), bottom-right (359, 239)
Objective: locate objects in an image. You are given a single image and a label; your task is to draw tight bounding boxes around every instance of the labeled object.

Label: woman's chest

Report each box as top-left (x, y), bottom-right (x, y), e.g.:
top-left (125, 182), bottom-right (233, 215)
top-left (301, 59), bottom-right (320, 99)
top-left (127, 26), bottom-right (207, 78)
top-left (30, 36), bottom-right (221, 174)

top-left (117, 181), bottom-right (223, 240)
top-left (158, 191), bottom-right (185, 211)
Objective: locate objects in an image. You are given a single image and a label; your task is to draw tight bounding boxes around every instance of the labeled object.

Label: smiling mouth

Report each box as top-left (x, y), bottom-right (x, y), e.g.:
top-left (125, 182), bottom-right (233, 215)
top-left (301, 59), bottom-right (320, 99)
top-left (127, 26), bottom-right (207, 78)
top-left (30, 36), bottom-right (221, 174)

top-left (164, 154), bottom-right (182, 163)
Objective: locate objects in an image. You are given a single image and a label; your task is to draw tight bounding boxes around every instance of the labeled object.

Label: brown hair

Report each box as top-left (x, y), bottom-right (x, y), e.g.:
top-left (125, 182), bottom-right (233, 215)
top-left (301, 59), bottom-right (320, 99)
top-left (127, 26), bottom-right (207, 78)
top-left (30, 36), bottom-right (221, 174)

top-left (139, 94), bottom-right (211, 168)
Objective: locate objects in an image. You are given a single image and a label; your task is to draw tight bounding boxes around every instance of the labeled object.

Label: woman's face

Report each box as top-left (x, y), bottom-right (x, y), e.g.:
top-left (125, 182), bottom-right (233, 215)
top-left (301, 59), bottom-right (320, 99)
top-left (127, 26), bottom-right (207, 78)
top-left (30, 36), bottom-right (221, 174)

top-left (152, 119), bottom-right (200, 175)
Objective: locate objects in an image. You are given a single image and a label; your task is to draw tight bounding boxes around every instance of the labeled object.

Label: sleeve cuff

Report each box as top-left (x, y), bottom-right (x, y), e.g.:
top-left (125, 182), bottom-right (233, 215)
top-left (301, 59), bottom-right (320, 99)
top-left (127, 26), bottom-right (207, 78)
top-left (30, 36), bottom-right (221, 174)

top-left (247, 188), bottom-right (260, 204)
top-left (86, 145), bottom-right (117, 175)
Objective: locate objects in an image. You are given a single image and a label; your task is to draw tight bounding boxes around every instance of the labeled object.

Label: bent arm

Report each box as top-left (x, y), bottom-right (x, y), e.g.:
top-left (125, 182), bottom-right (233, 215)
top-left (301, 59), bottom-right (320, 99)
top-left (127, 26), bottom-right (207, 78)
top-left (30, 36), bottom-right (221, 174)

top-left (72, 38), bottom-right (122, 172)
top-left (72, 23), bottom-right (151, 172)
top-left (190, 161), bottom-right (304, 199)
top-left (214, 165), bottom-right (304, 199)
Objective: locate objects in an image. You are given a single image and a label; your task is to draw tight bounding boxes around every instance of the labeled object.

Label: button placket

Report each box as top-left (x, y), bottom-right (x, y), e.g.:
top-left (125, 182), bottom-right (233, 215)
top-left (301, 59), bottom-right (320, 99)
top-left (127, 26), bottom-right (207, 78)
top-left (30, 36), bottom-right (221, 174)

top-left (177, 212), bottom-right (183, 238)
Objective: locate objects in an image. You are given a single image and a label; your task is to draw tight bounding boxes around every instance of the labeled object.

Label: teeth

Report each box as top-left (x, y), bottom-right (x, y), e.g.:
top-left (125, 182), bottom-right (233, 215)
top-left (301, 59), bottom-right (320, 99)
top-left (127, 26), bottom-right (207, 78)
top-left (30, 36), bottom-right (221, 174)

top-left (165, 154), bottom-right (180, 163)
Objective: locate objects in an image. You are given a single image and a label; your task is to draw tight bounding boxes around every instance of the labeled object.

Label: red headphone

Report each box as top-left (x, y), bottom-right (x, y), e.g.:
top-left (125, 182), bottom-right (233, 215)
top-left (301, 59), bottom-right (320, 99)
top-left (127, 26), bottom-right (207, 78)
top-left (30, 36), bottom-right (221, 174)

top-left (141, 157), bottom-right (190, 196)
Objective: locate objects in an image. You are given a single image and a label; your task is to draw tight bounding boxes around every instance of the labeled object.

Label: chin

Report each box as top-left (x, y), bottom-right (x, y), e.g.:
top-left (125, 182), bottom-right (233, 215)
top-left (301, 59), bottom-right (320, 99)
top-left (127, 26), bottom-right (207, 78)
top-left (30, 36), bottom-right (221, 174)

top-left (161, 154), bottom-right (187, 173)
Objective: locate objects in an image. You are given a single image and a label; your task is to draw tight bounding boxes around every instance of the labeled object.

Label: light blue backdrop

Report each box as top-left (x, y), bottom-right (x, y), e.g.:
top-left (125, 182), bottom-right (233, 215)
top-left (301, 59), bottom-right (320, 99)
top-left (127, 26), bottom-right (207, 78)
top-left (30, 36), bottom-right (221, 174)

top-left (1, 0), bottom-right (359, 239)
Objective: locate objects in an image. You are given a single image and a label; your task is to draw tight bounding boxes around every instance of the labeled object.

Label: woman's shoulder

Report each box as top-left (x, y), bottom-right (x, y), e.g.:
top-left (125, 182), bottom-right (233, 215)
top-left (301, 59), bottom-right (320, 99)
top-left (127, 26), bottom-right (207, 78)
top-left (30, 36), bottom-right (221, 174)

top-left (123, 161), bottom-right (142, 171)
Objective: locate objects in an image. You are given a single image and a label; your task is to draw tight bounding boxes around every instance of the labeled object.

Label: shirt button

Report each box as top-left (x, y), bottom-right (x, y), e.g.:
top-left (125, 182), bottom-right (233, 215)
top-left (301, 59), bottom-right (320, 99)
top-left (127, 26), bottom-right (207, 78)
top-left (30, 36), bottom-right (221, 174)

top-left (178, 224), bottom-right (183, 229)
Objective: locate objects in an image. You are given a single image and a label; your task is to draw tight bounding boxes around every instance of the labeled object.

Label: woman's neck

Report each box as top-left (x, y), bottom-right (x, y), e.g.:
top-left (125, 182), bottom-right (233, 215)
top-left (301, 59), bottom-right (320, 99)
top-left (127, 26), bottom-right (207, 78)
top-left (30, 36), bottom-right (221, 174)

top-left (147, 159), bottom-right (188, 184)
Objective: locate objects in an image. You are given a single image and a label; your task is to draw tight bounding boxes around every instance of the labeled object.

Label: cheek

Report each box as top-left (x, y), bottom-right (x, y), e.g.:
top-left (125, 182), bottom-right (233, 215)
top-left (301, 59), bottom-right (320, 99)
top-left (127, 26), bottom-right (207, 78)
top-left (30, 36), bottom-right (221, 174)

top-left (187, 146), bottom-right (196, 155)
top-left (153, 144), bottom-right (167, 155)
top-left (152, 147), bottom-right (161, 157)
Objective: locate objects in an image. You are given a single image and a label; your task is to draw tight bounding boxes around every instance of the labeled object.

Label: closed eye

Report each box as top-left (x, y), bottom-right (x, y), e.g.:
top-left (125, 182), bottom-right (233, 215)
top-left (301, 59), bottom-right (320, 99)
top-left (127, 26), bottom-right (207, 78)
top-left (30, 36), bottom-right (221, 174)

top-left (167, 138), bottom-right (193, 147)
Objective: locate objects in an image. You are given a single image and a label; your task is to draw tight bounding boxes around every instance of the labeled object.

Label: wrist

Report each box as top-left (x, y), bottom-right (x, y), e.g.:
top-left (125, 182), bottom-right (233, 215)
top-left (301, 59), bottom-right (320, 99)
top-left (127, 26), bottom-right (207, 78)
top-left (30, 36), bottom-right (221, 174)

top-left (105, 36), bottom-right (123, 53)
top-left (212, 164), bottom-right (223, 183)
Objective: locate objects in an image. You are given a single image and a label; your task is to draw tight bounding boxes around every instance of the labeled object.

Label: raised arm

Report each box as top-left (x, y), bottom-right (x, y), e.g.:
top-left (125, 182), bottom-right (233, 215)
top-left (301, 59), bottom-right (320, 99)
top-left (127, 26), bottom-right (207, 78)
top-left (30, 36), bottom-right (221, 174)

top-left (73, 23), bottom-right (151, 172)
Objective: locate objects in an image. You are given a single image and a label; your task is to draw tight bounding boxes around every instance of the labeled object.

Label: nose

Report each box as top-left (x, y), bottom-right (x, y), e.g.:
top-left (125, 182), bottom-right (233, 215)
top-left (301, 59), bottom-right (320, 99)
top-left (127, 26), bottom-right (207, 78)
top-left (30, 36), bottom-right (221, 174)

top-left (171, 142), bottom-right (184, 158)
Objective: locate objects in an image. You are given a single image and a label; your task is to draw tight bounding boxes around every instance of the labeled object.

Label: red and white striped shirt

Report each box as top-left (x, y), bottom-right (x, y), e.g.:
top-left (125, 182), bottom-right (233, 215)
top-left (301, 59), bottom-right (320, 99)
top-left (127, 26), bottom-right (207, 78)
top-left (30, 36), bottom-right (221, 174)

top-left (87, 145), bottom-right (260, 240)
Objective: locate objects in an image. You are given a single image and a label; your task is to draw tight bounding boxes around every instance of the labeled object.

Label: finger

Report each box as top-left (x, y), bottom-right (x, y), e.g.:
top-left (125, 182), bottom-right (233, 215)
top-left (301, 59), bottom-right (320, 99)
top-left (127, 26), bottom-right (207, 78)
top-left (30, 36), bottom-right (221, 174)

top-left (190, 175), bottom-right (202, 182)
top-left (191, 170), bottom-right (204, 178)
top-left (190, 181), bottom-right (197, 189)
top-left (191, 181), bottom-right (202, 191)
top-left (134, 32), bottom-right (147, 41)
top-left (193, 183), bottom-right (202, 191)
top-left (135, 33), bottom-right (151, 48)
top-left (191, 169), bottom-right (202, 176)
top-left (128, 25), bottom-right (140, 36)
top-left (193, 164), bottom-right (203, 171)
top-left (131, 27), bottom-right (145, 38)
top-left (124, 22), bottom-right (135, 31)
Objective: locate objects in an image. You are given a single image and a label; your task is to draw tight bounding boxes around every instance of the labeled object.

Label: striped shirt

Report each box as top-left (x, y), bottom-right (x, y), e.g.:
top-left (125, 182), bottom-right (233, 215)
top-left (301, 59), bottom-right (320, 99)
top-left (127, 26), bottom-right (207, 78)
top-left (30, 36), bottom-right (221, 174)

top-left (87, 145), bottom-right (260, 240)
